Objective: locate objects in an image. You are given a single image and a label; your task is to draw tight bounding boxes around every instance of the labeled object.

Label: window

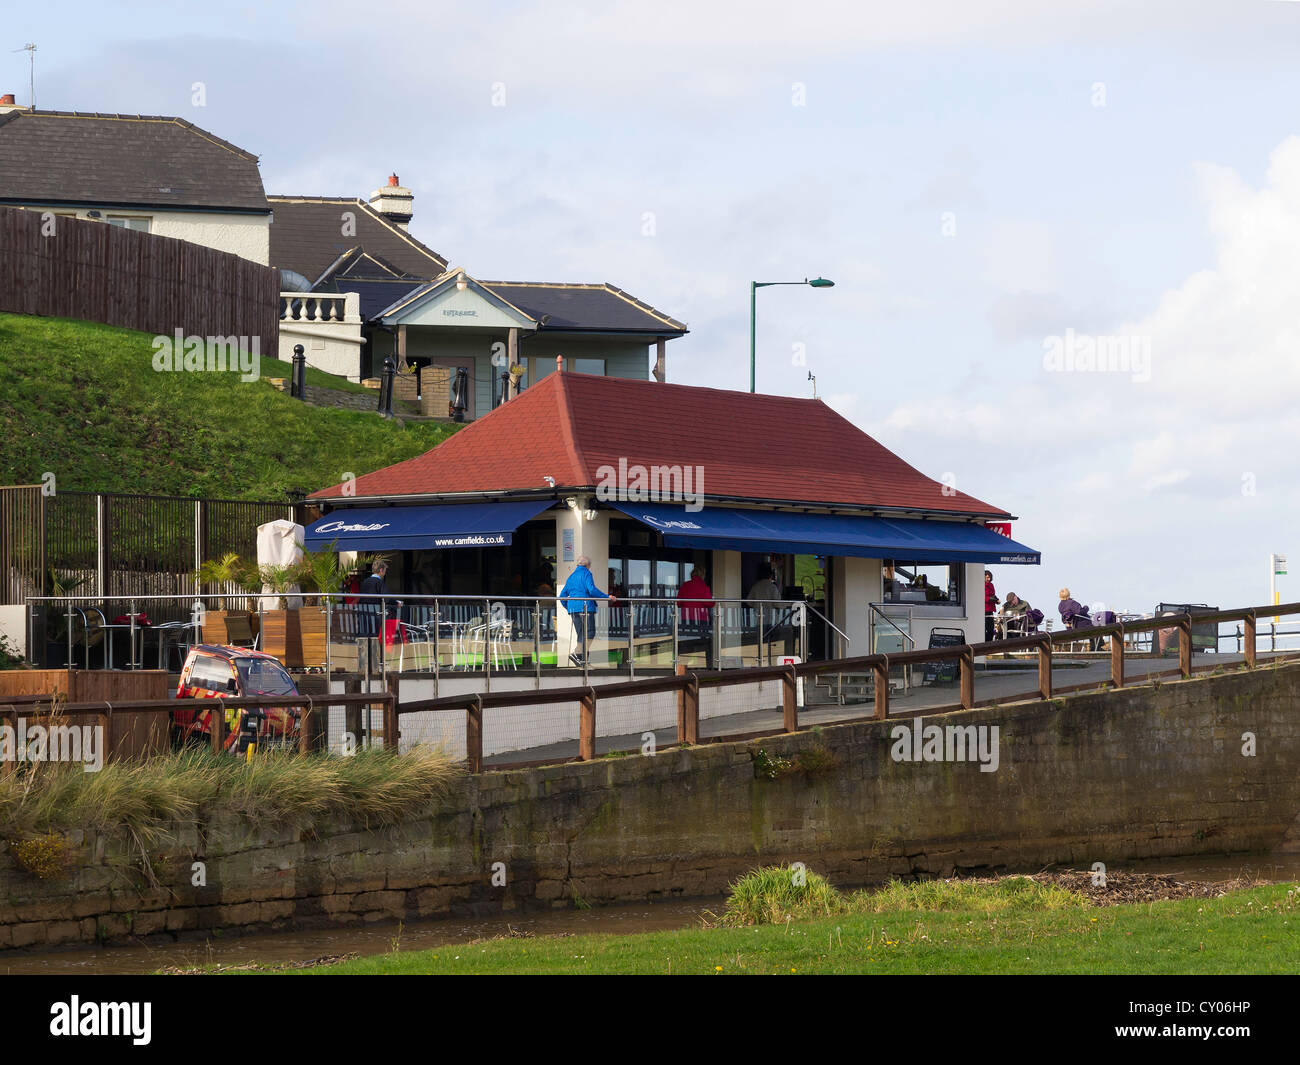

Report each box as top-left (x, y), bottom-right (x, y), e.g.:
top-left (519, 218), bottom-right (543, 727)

top-left (882, 561), bottom-right (963, 607)
top-left (236, 657), bottom-right (296, 696)
top-left (572, 358), bottom-right (605, 376)
top-left (608, 519), bottom-right (709, 601)
top-left (189, 654), bottom-right (234, 692)
top-left (106, 215), bottom-right (151, 232)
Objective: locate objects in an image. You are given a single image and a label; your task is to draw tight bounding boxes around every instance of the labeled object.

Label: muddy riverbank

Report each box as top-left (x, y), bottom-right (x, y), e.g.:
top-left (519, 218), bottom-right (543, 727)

top-left (5, 853), bottom-right (1297, 975)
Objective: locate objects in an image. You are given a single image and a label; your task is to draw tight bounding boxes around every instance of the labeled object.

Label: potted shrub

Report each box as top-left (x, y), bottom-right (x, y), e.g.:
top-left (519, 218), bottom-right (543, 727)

top-left (256, 562), bottom-right (305, 666)
top-left (291, 545), bottom-right (378, 668)
top-left (194, 552), bottom-right (259, 646)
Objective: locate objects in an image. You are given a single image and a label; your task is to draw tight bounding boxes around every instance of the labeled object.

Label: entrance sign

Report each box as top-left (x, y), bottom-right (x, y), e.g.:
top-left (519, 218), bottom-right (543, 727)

top-left (562, 527), bottom-right (574, 562)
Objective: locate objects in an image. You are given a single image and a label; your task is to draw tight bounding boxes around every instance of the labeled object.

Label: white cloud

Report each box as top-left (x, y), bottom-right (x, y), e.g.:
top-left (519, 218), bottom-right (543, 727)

top-left (861, 134), bottom-right (1300, 613)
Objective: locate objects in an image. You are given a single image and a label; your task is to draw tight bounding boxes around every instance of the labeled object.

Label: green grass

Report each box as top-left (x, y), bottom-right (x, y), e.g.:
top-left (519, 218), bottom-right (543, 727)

top-left (0, 744), bottom-right (461, 847)
top-left (0, 313), bottom-right (456, 499)
top-left (289, 880), bottom-right (1300, 975)
top-left (257, 353), bottom-right (377, 396)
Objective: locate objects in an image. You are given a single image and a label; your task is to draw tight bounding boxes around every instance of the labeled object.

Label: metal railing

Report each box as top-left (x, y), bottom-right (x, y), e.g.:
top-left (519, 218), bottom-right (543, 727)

top-left (389, 600), bottom-right (1300, 771)
top-left (21, 592), bottom-right (825, 683)
top-left (9, 600), bottom-right (1299, 770)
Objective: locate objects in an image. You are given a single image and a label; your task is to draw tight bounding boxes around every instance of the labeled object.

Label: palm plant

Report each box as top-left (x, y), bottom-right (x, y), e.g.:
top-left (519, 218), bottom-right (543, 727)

top-left (297, 544), bottom-right (381, 606)
top-left (194, 552), bottom-right (256, 611)
top-left (256, 563), bottom-right (300, 610)
top-left (44, 568), bottom-right (91, 645)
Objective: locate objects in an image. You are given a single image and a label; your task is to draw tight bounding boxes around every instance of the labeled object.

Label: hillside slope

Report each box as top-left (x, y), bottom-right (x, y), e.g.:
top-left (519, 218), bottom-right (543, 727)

top-left (0, 314), bottom-right (455, 500)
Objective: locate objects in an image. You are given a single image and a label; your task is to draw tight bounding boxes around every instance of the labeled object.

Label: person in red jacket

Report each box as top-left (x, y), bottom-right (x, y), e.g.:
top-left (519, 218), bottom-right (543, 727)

top-left (677, 568), bottom-right (714, 626)
top-left (677, 567), bottom-right (715, 666)
top-left (984, 570), bottom-right (999, 642)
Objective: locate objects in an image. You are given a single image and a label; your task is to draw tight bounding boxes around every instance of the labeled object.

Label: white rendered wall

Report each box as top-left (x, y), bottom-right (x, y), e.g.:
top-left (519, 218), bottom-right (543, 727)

top-left (0, 606), bottom-right (27, 658)
top-left (149, 211), bottom-right (270, 265)
top-left (278, 322), bottom-right (365, 379)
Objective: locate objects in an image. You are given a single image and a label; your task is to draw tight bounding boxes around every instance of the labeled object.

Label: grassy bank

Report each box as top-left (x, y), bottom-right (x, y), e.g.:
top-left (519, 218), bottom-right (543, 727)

top-left (0, 746), bottom-right (460, 877)
top-left (292, 874), bottom-right (1300, 975)
top-left (0, 313), bottom-right (455, 499)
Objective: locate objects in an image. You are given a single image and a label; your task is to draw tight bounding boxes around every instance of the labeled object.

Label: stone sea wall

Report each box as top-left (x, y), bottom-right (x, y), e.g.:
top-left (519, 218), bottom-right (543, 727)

top-left (3, 662), bottom-right (1299, 950)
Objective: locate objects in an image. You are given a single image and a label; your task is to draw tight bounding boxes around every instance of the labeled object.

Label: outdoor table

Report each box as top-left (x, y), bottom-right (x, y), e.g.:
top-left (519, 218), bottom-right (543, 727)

top-left (103, 614), bottom-right (150, 669)
top-left (154, 620), bottom-right (197, 671)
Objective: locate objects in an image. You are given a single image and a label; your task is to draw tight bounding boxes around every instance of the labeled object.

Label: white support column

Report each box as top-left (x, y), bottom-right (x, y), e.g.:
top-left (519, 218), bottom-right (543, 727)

top-left (553, 499), bottom-right (612, 658)
top-left (713, 550), bottom-right (741, 599)
top-left (653, 338), bottom-right (666, 382)
top-left (836, 556), bottom-right (878, 652)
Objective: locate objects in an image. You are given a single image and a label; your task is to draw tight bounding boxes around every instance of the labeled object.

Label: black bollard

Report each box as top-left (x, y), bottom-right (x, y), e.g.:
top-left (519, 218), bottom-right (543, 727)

top-left (291, 343), bottom-right (306, 399)
top-left (379, 354), bottom-right (396, 418)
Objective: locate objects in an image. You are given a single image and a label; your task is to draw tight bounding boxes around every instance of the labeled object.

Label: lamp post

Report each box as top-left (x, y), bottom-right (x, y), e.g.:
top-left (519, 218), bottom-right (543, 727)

top-left (749, 277), bottom-right (834, 393)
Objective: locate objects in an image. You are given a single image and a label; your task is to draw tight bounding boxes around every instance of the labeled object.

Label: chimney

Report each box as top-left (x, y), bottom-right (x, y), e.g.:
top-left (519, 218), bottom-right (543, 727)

top-left (0, 94), bottom-right (28, 115)
top-left (369, 173), bottom-right (413, 230)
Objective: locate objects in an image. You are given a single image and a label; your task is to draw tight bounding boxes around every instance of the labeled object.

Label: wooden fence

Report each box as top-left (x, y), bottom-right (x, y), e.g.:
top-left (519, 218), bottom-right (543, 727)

top-left (0, 668), bottom-right (170, 760)
top-left (0, 688), bottom-right (392, 767)
top-left (0, 206), bottom-right (278, 348)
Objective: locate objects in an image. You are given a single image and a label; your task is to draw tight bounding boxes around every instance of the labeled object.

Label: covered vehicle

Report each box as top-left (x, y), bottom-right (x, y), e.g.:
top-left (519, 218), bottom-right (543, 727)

top-left (173, 645), bottom-right (301, 753)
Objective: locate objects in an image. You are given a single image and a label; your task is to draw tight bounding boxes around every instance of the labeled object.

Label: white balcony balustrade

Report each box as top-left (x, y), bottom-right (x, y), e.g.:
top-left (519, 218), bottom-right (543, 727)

top-left (277, 291), bottom-right (365, 380)
top-left (279, 291), bottom-right (361, 324)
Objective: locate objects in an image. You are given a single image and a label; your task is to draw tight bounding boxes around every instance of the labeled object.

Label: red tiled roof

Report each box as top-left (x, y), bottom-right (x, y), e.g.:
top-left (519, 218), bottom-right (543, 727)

top-left (311, 374), bottom-right (1011, 517)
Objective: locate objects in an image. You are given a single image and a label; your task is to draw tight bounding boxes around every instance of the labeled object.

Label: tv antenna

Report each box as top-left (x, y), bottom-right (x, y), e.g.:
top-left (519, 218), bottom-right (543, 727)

top-left (12, 43), bottom-right (35, 108)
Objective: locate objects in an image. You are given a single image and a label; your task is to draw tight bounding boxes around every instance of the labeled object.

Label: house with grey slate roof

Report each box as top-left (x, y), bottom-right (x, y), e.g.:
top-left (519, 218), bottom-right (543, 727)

top-left (0, 96), bottom-right (688, 410)
top-left (270, 177), bottom-right (688, 406)
top-left (0, 98), bottom-right (271, 264)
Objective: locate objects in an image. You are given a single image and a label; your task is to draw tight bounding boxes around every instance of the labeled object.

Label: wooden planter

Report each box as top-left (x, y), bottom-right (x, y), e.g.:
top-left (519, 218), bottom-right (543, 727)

top-left (299, 605), bottom-right (328, 668)
top-left (200, 610), bottom-right (259, 648)
top-left (261, 607), bottom-right (328, 668)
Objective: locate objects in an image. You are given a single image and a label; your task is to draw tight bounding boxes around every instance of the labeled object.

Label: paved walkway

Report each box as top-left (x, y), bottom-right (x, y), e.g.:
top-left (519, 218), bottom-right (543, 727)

top-left (483, 651), bottom-right (1272, 768)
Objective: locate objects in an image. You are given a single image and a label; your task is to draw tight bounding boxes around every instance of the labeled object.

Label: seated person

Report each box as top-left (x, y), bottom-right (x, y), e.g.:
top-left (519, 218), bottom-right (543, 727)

top-left (1002, 592), bottom-right (1031, 636)
top-left (1058, 587), bottom-right (1091, 629)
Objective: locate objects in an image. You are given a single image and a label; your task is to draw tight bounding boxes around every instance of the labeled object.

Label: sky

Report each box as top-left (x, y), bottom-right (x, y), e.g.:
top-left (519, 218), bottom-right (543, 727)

top-left (5, 0), bottom-right (1300, 619)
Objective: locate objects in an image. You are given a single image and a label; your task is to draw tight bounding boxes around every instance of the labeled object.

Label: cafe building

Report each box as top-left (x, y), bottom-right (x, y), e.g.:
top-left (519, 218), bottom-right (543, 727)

top-left (303, 372), bottom-right (1040, 662)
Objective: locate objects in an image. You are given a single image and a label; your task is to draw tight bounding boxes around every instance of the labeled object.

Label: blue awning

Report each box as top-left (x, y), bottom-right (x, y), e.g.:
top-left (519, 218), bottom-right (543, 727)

top-left (305, 500), bottom-right (553, 552)
top-left (612, 503), bottom-right (1040, 564)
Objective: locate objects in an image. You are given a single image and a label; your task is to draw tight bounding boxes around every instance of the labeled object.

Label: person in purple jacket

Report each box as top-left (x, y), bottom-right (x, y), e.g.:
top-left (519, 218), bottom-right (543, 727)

top-left (1058, 588), bottom-right (1091, 628)
top-left (1058, 588), bottom-right (1102, 648)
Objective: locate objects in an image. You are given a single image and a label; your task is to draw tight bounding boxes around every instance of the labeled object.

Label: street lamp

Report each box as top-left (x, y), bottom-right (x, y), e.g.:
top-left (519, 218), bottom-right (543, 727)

top-left (749, 277), bottom-right (835, 393)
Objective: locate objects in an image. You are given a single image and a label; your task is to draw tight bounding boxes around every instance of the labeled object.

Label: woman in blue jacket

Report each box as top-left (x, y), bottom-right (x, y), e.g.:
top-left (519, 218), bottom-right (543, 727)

top-left (559, 555), bottom-right (617, 667)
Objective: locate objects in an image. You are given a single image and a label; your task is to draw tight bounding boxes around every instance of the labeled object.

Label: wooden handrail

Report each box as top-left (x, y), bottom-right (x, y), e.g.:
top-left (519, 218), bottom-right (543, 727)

top-left (0, 692), bottom-right (391, 715)
top-left (10, 598), bottom-right (1299, 770)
